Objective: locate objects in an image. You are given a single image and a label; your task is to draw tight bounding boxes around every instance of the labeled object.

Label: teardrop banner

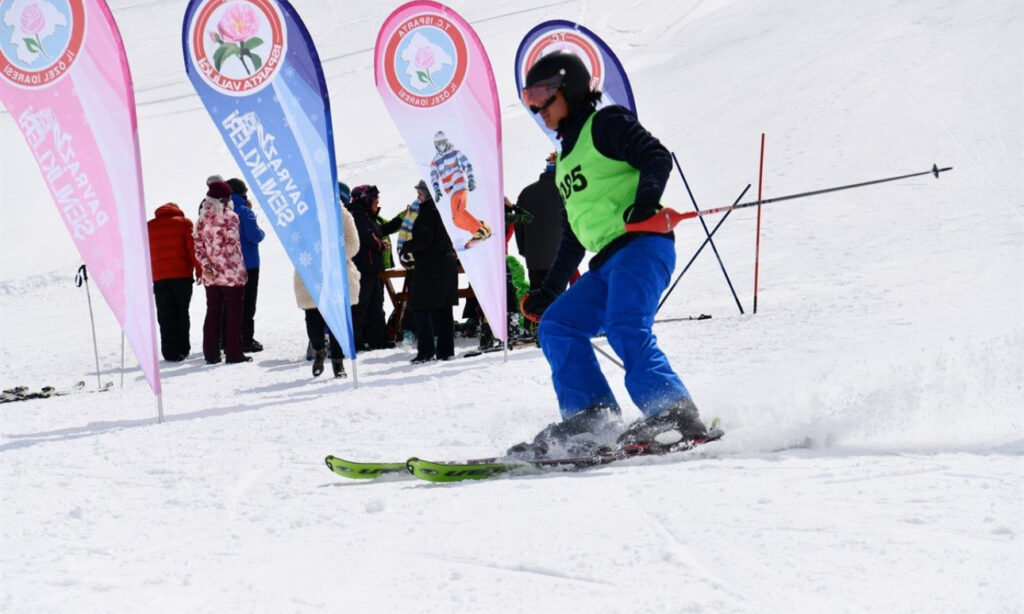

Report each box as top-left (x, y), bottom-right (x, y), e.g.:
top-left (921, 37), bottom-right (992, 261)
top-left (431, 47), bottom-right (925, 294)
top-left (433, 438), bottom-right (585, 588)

top-left (182, 0), bottom-right (355, 357)
top-left (515, 20), bottom-right (636, 148)
top-left (0, 0), bottom-right (161, 395)
top-left (375, 1), bottom-right (507, 342)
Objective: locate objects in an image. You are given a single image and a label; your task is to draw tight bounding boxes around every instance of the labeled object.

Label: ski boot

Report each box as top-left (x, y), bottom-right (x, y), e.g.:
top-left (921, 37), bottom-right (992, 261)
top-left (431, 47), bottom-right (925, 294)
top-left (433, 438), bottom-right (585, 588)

top-left (617, 397), bottom-right (708, 448)
top-left (312, 348), bottom-right (327, 377)
top-left (332, 358), bottom-right (346, 378)
top-left (507, 405), bottom-right (624, 460)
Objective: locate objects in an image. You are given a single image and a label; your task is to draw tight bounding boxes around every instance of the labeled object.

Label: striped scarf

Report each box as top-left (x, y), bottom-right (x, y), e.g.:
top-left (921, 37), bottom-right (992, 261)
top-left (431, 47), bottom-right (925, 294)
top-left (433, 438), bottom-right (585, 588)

top-left (396, 199), bottom-right (420, 267)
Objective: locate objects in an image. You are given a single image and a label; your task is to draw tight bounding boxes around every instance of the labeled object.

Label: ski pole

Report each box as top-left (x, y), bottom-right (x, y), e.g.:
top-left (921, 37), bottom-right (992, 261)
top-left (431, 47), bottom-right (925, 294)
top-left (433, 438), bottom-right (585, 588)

top-left (657, 184), bottom-right (752, 314)
top-left (74, 265), bottom-right (103, 390)
top-left (672, 151), bottom-right (744, 314)
top-left (753, 133), bottom-right (766, 314)
top-left (626, 164), bottom-right (953, 234)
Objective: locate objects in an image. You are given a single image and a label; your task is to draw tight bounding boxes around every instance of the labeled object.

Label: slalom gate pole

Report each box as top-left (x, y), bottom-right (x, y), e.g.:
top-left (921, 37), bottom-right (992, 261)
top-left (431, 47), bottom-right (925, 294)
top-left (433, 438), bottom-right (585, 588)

top-left (672, 152), bottom-right (744, 314)
top-left (75, 265), bottom-right (103, 390)
top-left (753, 133), bottom-right (766, 314)
top-left (656, 184), bottom-right (752, 314)
top-left (626, 164), bottom-right (954, 234)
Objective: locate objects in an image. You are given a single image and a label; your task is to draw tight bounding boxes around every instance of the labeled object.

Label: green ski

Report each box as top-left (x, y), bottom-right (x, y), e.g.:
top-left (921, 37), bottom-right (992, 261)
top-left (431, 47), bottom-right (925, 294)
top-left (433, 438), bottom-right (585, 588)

top-left (324, 456), bottom-right (408, 480)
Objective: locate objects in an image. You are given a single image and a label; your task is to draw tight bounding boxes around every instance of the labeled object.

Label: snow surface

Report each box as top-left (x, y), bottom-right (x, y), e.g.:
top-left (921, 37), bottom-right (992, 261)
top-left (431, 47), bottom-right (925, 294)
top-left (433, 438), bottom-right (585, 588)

top-left (1, 1), bottom-right (1022, 612)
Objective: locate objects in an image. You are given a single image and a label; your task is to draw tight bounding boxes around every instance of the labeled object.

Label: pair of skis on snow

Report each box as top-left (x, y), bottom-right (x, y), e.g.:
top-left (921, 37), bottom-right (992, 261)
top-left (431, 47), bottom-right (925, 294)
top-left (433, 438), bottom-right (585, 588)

top-left (325, 426), bottom-right (724, 484)
top-left (1, 381), bottom-right (113, 404)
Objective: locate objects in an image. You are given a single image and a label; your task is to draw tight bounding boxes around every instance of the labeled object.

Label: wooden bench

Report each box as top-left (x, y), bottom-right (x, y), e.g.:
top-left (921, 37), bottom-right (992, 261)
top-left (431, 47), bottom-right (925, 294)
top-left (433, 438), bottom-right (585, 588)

top-left (379, 266), bottom-right (475, 342)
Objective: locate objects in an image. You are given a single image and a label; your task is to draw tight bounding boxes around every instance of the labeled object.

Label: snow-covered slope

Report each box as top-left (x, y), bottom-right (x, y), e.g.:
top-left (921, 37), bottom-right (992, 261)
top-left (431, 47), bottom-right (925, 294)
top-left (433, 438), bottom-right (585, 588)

top-left (1, 1), bottom-right (1020, 613)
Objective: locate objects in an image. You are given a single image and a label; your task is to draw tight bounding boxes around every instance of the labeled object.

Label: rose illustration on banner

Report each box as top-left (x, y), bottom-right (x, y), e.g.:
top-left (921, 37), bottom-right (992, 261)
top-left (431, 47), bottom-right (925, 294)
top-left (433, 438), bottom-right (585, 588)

top-left (400, 32), bottom-right (451, 92)
top-left (20, 4), bottom-right (50, 58)
top-left (2, 0), bottom-right (67, 64)
top-left (413, 46), bottom-right (436, 86)
top-left (209, 2), bottom-right (264, 75)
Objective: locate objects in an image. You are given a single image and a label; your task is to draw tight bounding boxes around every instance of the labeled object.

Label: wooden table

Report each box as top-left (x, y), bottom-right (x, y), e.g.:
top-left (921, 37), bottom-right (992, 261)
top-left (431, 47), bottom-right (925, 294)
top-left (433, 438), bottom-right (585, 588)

top-left (379, 266), bottom-right (475, 342)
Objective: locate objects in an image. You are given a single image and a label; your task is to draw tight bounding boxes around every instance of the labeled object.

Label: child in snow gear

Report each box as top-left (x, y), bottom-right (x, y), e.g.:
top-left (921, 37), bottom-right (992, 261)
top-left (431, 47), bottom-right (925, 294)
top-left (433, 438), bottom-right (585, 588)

top-left (429, 131), bottom-right (492, 248)
top-left (513, 50), bottom-right (707, 458)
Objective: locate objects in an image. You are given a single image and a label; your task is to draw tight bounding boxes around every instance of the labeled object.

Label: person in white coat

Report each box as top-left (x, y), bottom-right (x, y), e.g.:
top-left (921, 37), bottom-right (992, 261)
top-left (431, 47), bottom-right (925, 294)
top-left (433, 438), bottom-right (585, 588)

top-left (294, 204), bottom-right (361, 378)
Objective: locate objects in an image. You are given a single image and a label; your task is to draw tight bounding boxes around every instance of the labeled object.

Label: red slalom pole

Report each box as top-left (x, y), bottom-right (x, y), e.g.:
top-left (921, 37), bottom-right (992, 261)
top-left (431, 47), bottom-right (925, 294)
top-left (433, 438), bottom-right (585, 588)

top-left (753, 133), bottom-right (766, 314)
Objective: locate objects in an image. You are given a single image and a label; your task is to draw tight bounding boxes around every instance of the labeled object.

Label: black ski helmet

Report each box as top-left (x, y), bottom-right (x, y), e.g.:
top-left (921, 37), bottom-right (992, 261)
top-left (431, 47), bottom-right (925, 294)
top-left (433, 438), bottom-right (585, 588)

top-left (524, 50), bottom-right (591, 106)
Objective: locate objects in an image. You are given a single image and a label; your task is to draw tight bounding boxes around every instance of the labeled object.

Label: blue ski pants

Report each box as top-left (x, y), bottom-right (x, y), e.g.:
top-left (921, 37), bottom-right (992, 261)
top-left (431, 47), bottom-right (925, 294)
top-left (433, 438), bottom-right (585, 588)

top-left (538, 235), bottom-right (691, 419)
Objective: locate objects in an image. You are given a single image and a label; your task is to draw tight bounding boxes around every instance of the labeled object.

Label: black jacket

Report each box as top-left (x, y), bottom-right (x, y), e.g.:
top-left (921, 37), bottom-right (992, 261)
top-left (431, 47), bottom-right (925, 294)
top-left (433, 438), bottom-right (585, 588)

top-left (399, 198), bottom-right (458, 311)
top-left (542, 104), bottom-right (674, 296)
top-left (346, 201), bottom-right (385, 273)
top-left (514, 171), bottom-right (564, 270)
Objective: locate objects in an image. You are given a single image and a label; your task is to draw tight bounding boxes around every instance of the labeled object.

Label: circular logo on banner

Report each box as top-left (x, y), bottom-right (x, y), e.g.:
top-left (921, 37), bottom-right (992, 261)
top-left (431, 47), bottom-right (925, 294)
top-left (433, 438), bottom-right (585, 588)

top-left (522, 29), bottom-right (604, 92)
top-left (0, 0), bottom-right (85, 89)
top-left (188, 0), bottom-right (287, 96)
top-left (382, 13), bottom-right (468, 108)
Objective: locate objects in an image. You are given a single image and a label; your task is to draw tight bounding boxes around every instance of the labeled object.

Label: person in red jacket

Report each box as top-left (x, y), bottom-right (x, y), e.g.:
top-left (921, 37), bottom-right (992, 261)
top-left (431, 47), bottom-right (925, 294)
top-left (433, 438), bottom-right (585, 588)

top-left (148, 203), bottom-right (203, 361)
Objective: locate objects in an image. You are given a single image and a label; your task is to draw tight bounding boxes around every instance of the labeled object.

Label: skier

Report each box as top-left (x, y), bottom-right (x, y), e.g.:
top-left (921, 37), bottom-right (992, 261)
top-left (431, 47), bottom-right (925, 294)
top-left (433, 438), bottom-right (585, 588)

top-left (429, 131), bottom-right (492, 248)
top-left (513, 51), bottom-right (708, 458)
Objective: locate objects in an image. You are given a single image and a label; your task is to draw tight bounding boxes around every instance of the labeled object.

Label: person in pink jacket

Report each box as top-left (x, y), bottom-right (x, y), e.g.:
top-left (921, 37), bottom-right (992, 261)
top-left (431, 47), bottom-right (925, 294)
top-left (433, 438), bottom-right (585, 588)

top-left (194, 181), bottom-right (252, 364)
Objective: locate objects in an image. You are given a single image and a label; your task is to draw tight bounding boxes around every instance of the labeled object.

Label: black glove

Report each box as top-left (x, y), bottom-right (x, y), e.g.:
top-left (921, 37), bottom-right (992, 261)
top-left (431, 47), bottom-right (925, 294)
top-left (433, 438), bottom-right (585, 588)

top-left (506, 205), bottom-right (534, 225)
top-left (521, 288), bottom-right (556, 323)
top-left (623, 202), bottom-right (662, 224)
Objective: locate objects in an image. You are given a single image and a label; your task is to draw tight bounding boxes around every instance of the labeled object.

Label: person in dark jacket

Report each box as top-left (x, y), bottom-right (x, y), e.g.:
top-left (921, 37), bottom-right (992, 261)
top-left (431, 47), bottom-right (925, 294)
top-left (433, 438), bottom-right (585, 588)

top-left (345, 185), bottom-right (394, 351)
top-left (226, 178), bottom-right (266, 352)
top-left (399, 180), bottom-right (458, 363)
top-left (148, 203), bottom-right (203, 361)
top-left (514, 153), bottom-right (565, 290)
top-left (512, 51), bottom-right (708, 459)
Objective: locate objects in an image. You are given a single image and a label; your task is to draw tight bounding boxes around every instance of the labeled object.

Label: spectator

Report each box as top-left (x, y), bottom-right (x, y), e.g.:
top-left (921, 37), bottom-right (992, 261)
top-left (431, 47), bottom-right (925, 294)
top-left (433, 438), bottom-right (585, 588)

top-left (514, 153), bottom-right (565, 290)
top-left (345, 184), bottom-right (394, 351)
top-left (194, 181), bottom-right (251, 364)
top-left (296, 193), bottom-right (362, 378)
top-left (147, 203), bottom-right (203, 361)
top-left (399, 180), bottom-right (458, 363)
top-left (226, 178), bottom-right (266, 352)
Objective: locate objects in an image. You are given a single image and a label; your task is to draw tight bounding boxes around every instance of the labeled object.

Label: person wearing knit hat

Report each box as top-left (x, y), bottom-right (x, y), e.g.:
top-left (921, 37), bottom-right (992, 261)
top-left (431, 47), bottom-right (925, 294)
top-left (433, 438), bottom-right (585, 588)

top-left (206, 174), bottom-right (224, 185)
top-left (194, 181), bottom-right (251, 365)
top-left (206, 180), bottom-right (232, 201)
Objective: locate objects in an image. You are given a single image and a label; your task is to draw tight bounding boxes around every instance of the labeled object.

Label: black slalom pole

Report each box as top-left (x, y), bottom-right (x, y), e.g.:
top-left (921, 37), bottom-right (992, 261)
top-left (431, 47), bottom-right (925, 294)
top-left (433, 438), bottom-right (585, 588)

top-left (672, 152), bottom-right (745, 314)
top-left (628, 165), bottom-right (953, 234)
top-left (657, 184), bottom-right (752, 314)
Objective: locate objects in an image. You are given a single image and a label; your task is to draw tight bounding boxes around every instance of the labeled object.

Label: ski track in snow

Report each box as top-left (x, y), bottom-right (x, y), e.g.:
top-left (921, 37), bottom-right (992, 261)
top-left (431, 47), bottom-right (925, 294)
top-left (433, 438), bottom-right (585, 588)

top-left (2, 0), bottom-right (1022, 613)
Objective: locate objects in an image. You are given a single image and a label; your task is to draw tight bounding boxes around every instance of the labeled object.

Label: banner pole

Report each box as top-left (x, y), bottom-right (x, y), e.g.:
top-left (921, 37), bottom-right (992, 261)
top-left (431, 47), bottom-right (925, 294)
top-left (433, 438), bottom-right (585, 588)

top-left (352, 358), bottom-right (359, 389)
top-left (157, 393), bottom-right (164, 424)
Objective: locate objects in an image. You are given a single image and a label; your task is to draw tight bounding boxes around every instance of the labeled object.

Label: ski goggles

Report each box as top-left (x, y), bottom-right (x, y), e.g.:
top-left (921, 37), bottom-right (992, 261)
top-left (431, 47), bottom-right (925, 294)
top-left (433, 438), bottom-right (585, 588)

top-left (521, 74), bottom-right (563, 113)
